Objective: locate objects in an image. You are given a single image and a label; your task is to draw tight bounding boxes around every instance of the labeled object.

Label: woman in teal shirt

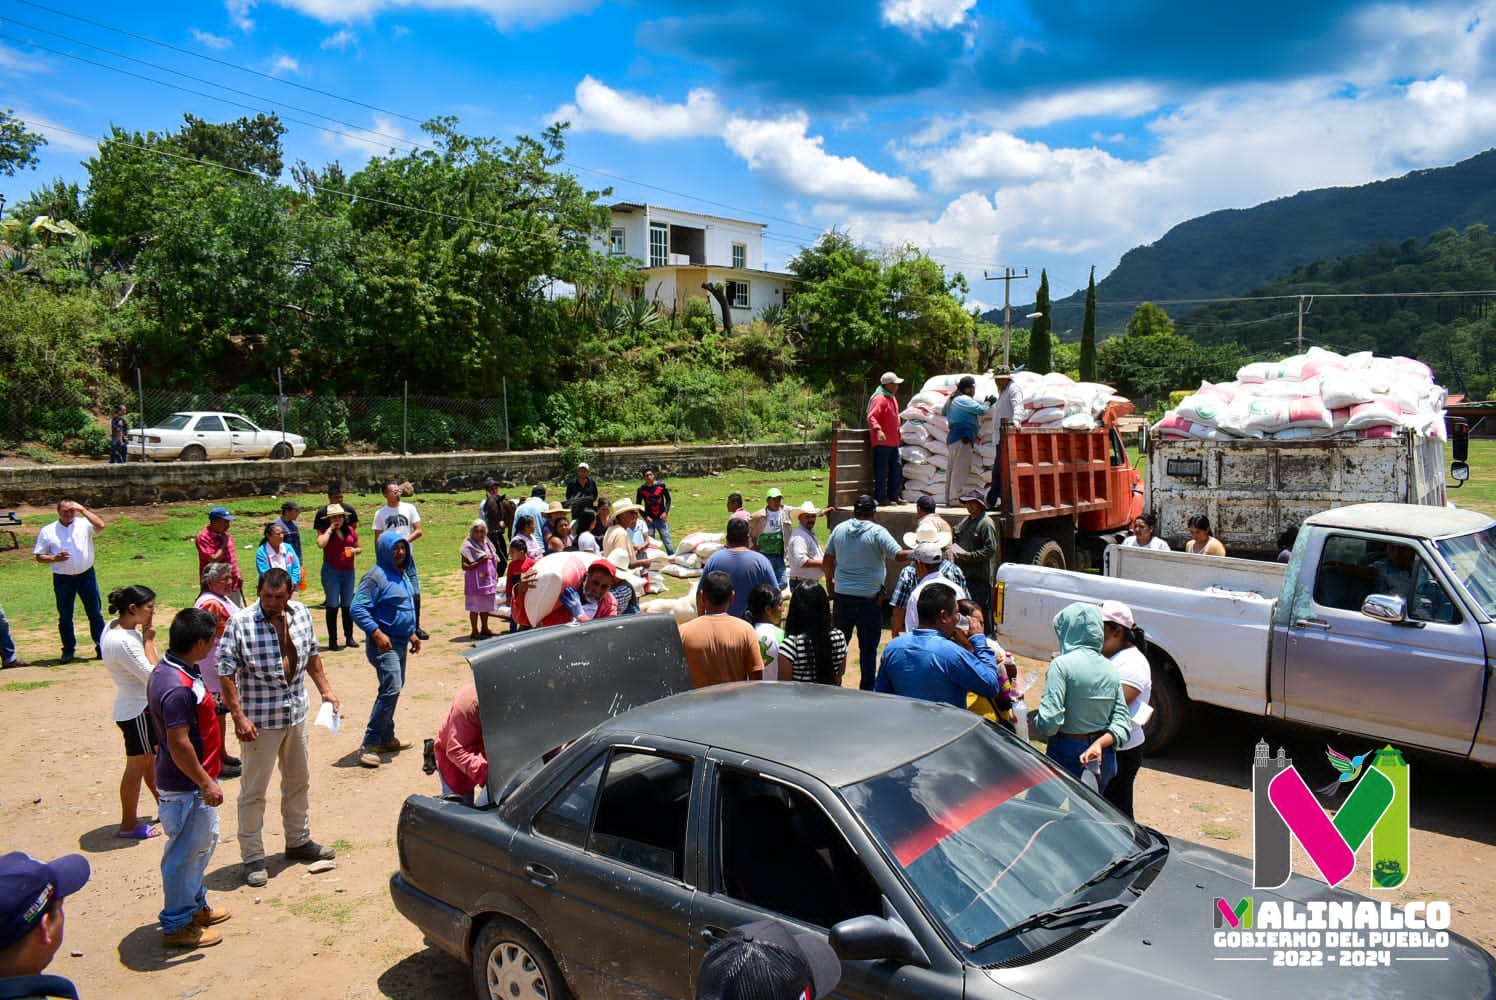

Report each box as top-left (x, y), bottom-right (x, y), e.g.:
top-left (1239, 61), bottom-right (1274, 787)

top-left (1033, 602), bottom-right (1132, 791)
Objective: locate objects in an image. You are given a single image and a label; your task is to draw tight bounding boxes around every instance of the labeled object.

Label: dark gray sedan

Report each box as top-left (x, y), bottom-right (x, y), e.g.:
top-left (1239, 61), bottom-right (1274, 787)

top-left (390, 616), bottom-right (1496, 999)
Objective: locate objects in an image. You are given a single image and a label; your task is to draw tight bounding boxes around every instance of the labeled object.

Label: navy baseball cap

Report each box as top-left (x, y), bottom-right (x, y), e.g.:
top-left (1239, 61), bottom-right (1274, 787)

top-left (853, 494), bottom-right (878, 514)
top-left (207, 506), bottom-right (234, 521)
top-left (0, 852), bottom-right (90, 950)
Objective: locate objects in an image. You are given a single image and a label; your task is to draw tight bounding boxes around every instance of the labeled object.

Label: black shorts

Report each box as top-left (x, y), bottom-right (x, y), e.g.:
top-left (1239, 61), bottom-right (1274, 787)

top-left (117, 710), bottom-right (157, 757)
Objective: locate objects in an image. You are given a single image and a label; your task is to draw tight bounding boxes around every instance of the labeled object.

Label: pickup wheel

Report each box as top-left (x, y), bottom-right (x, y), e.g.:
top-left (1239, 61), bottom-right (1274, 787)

top-left (1017, 537), bottom-right (1066, 570)
top-left (471, 917), bottom-right (573, 1000)
top-left (1144, 650), bottom-right (1188, 751)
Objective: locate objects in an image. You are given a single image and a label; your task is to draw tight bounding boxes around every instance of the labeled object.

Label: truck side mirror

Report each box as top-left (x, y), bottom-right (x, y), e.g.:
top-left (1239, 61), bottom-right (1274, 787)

top-left (1451, 462), bottom-right (1471, 485)
top-left (1362, 593), bottom-right (1408, 624)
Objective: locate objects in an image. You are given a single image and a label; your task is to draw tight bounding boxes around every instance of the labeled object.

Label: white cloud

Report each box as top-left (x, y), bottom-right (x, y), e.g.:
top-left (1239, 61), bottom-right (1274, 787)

top-left (270, 0), bottom-right (598, 29)
top-left (554, 76), bottom-right (721, 140)
top-left (190, 28), bottom-right (233, 50)
top-left (880, 0), bottom-right (977, 32)
top-left (321, 28), bottom-right (358, 50)
top-left (0, 42), bottom-right (52, 75)
top-left (269, 54), bottom-right (302, 75)
top-left (554, 77), bottom-right (920, 205)
top-left (327, 113), bottom-right (417, 155)
top-left (13, 111), bottom-right (98, 156)
top-left (226, 0), bottom-right (255, 32)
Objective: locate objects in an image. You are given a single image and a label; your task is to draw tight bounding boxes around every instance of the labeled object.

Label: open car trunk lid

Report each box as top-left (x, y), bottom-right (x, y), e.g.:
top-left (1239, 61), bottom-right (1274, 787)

top-left (464, 615), bottom-right (693, 801)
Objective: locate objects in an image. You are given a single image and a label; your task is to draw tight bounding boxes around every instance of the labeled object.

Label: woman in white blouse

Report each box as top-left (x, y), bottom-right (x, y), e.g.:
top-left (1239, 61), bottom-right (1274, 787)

top-left (1121, 512), bottom-right (1170, 551)
top-left (100, 584), bottom-right (161, 839)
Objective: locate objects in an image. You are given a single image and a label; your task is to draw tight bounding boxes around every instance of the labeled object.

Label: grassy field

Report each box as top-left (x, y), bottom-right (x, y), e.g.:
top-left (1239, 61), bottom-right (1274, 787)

top-left (0, 466), bottom-right (833, 630)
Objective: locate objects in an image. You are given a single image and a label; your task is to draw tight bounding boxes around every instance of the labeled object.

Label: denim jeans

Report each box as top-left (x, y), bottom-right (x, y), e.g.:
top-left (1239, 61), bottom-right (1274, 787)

top-left (363, 637), bottom-right (410, 747)
top-left (645, 515), bottom-right (674, 555)
top-left (0, 604), bottom-right (14, 664)
top-left (765, 554), bottom-right (787, 589)
top-left (320, 565), bottom-right (356, 608)
top-left (832, 593), bottom-right (884, 691)
top-left (159, 789), bottom-right (219, 932)
top-left (872, 445), bottom-right (903, 504)
top-left (52, 568), bottom-right (105, 658)
top-left (1045, 734), bottom-right (1117, 793)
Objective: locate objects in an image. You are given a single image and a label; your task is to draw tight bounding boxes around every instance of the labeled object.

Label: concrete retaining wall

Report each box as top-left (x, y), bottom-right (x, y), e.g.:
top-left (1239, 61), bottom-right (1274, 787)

top-left (0, 442), bottom-right (831, 509)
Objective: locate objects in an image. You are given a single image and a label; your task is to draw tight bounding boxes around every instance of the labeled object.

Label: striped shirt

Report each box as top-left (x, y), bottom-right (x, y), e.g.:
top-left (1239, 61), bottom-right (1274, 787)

top-left (216, 599), bottom-right (319, 729)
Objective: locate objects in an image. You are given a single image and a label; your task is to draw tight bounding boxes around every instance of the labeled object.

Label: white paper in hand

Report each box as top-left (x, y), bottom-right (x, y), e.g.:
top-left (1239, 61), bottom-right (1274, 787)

top-left (315, 701), bottom-right (341, 737)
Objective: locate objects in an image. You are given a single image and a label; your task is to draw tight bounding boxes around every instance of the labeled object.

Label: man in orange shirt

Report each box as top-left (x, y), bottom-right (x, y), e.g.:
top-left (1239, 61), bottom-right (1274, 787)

top-left (678, 571), bottom-right (764, 688)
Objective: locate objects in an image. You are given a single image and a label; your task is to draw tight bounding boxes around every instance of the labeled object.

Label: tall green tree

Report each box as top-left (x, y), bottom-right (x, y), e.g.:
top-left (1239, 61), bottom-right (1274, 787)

top-left (0, 110), bottom-right (46, 176)
top-left (1127, 301), bottom-right (1174, 337)
top-left (1079, 266), bottom-right (1097, 381)
top-left (1027, 269), bottom-right (1052, 373)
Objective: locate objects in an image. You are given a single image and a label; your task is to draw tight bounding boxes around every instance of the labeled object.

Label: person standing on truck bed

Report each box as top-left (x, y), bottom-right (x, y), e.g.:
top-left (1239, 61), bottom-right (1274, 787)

top-left (942, 376), bottom-right (996, 506)
top-left (823, 495), bottom-right (911, 691)
top-left (1186, 514), bottom-right (1226, 556)
top-left (949, 489), bottom-right (999, 636)
top-left (868, 371), bottom-right (904, 506)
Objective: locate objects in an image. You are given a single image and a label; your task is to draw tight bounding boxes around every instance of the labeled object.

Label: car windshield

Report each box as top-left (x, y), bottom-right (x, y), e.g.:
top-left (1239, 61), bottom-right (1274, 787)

top-left (1434, 526), bottom-right (1496, 617)
top-left (841, 724), bottom-right (1146, 964)
top-left (155, 414), bottom-right (193, 430)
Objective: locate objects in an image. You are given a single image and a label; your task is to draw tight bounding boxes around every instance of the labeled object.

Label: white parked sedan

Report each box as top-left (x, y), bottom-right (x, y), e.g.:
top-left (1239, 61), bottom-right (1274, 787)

top-left (126, 411), bottom-right (307, 462)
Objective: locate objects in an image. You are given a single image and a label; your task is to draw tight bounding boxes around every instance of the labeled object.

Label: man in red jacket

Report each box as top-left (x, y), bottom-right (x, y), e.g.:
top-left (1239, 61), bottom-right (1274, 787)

top-left (867, 371), bottom-right (904, 505)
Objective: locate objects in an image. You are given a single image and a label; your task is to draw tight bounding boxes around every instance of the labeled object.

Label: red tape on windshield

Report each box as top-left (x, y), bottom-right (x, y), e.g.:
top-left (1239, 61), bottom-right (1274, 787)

top-left (891, 766), bottom-right (1050, 867)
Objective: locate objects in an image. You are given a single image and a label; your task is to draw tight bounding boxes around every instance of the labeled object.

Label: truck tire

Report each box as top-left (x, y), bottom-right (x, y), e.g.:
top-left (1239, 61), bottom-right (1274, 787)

top-left (471, 917), bottom-right (573, 1000)
top-left (1017, 537), bottom-right (1066, 570)
top-left (1144, 650), bottom-right (1188, 751)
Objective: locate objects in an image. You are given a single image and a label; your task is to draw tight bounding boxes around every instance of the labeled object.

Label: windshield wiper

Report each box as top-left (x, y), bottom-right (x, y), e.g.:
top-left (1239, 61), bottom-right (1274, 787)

top-left (1076, 841), bottom-right (1169, 893)
top-left (972, 898), bottom-right (1128, 950)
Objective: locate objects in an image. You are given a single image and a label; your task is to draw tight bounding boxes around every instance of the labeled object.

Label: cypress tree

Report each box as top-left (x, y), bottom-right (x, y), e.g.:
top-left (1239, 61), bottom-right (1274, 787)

top-left (1027, 269), bottom-right (1052, 374)
top-left (1079, 266), bottom-right (1097, 381)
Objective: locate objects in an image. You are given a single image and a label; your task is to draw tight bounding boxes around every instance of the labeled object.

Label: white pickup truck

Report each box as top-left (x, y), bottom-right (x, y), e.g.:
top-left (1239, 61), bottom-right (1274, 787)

top-left (994, 502), bottom-right (1496, 761)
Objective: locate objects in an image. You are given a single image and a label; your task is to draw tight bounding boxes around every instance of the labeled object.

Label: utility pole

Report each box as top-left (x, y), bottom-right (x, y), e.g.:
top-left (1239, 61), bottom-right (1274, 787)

top-left (1297, 294), bottom-right (1313, 352)
top-left (984, 267), bottom-right (1029, 369)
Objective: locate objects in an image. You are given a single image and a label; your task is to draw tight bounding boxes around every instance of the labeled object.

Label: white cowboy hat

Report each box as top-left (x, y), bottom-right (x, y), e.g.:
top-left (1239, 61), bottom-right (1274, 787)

top-left (606, 546), bottom-right (646, 592)
top-left (903, 519), bottom-right (953, 549)
top-left (794, 501), bottom-right (821, 519)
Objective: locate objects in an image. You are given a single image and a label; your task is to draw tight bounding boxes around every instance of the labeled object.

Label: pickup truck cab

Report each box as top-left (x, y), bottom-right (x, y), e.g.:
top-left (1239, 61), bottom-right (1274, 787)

top-left (995, 502), bottom-right (1496, 761)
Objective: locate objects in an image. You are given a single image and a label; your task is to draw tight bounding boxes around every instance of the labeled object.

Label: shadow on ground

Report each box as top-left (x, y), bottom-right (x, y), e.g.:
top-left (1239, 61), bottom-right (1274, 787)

top-left (78, 822), bottom-right (159, 854)
top-left (117, 923), bottom-right (210, 972)
top-left (1146, 704), bottom-right (1496, 845)
top-left (378, 945), bottom-right (469, 998)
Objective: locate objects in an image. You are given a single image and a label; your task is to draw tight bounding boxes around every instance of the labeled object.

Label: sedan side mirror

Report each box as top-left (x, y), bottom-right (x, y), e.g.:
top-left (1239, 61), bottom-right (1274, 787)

top-left (1362, 593), bottom-right (1408, 624)
top-left (830, 914), bottom-right (931, 968)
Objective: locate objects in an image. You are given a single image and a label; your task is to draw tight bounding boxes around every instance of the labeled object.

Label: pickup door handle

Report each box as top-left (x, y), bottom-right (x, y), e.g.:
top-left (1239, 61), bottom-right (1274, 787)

top-left (1293, 618), bottom-right (1331, 631)
top-left (701, 925), bottom-right (729, 942)
top-left (524, 862), bottom-right (558, 885)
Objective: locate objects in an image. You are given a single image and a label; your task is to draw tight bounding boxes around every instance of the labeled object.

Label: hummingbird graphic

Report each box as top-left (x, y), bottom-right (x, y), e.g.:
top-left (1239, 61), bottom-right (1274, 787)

top-left (1316, 746), bottom-right (1373, 796)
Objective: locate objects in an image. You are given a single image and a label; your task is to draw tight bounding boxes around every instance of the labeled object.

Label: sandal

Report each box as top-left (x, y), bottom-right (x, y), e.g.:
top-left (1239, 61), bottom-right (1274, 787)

top-left (116, 822), bottom-right (162, 840)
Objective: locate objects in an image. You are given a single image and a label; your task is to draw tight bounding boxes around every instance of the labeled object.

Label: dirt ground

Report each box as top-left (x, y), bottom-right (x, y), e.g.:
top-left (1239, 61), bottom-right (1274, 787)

top-left (2, 574), bottom-right (1493, 998)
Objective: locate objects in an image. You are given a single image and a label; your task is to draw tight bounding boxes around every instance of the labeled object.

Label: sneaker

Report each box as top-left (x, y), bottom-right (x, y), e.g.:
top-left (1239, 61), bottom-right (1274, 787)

top-left (58, 654), bottom-right (75, 665)
top-left (358, 747), bottom-right (381, 768)
top-left (344, 636), bottom-right (355, 648)
top-left (219, 764), bottom-right (242, 780)
top-left (285, 839), bottom-right (335, 862)
top-left (1, 657), bottom-right (29, 669)
top-left (163, 924), bottom-right (222, 949)
top-left (244, 860), bottom-right (268, 888)
top-left (193, 904), bottom-right (231, 927)
top-left (375, 738), bottom-right (414, 753)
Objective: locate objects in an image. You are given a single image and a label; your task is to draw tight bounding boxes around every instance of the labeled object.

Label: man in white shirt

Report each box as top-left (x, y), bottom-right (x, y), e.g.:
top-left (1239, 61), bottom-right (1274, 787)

top-left (32, 500), bottom-right (107, 663)
top-left (785, 502), bottom-right (825, 587)
top-left (372, 482), bottom-right (428, 640)
top-left (893, 542), bottom-right (970, 636)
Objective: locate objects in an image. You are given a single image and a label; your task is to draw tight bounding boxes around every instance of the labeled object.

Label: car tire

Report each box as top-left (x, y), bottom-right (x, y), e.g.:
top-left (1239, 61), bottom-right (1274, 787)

top-left (1016, 536), bottom-right (1066, 570)
top-left (270, 442), bottom-right (293, 460)
top-left (471, 918), bottom-right (572, 1000)
top-left (180, 444), bottom-right (207, 462)
top-left (1143, 649), bottom-right (1188, 751)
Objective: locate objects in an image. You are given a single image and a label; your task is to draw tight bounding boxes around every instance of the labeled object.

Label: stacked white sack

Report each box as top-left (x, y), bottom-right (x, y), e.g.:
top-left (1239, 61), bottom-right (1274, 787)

top-left (1153, 348), bottom-right (1447, 442)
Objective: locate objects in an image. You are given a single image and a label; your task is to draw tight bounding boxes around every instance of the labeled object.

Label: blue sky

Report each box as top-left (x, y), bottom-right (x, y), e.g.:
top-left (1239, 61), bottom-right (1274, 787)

top-left (4, 0), bottom-right (1496, 306)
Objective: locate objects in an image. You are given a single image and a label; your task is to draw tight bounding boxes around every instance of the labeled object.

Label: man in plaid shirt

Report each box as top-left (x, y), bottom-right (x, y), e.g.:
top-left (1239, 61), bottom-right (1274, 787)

top-left (217, 568), bottom-right (342, 888)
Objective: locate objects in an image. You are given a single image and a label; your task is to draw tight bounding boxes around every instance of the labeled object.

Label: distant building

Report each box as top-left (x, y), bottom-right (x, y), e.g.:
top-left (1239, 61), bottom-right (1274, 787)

top-left (595, 203), bottom-right (793, 323)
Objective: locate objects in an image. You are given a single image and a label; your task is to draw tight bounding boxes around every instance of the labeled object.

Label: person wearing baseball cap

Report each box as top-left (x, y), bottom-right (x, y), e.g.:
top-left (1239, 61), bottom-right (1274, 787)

top-left (565, 461), bottom-right (598, 513)
top-left (552, 558), bottom-right (621, 625)
top-left (195, 507), bottom-right (244, 606)
top-left (696, 919), bottom-right (840, 1000)
top-left (823, 494), bottom-right (911, 690)
top-left (749, 489), bottom-right (790, 587)
top-left (0, 851), bottom-right (90, 997)
top-left (867, 371), bottom-right (905, 506)
top-left (273, 500), bottom-right (304, 565)
top-left (890, 539), bottom-right (969, 638)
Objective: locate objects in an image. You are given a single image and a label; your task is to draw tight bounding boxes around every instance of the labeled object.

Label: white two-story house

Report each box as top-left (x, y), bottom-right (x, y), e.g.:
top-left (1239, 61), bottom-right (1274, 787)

top-left (596, 203), bottom-right (794, 323)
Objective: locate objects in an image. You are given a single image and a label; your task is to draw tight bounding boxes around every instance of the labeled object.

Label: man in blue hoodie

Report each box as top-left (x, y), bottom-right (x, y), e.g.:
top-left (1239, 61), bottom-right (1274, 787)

top-left (351, 534), bottom-right (421, 770)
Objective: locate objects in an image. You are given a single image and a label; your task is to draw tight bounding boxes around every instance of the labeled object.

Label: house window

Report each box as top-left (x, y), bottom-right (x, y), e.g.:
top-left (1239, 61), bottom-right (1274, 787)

top-left (649, 223), bottom-right (669, 268)
top-left (727, 280), bottom-right (750, 309)
top-left (731, 243), bottom-right (746, 270)
top-left (610, 227), bottom-right (626, 255)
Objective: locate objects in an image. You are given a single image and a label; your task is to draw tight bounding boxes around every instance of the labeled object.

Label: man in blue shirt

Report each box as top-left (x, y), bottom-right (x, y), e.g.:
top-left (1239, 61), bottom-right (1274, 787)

top-left (876, 582), bottom-right (1007, 709)
top-left (703, 519), bottom-right (778, 618)
top-left (942, 375), bottom-right (995, 506)
top-left (823, 495), bottom-right (909, 690)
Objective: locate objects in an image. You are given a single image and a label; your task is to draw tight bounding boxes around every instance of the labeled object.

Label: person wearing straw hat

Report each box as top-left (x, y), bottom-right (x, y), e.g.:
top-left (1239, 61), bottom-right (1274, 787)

top-left (901, 503), bottom-right (953, 552)
top-left (602, 500), bottom-right (650, 571)
top-left (889, 541), bottom-right (968, 637)
top-left (604, 547), bottom-right (643, 615)
top-left (785, 501), bottom-right (826, 587)
top-left (868, 370), bottom-right (904, 505)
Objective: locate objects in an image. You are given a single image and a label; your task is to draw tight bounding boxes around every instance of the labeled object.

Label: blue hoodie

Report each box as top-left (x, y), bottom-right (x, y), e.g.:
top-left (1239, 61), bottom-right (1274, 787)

top-left (352, 533), bottom-right (416, 641)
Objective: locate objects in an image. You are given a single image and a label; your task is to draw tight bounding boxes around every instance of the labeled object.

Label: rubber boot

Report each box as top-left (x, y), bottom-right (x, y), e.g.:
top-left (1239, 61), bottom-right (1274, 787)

top-left (341, 608), bottom-right (354, 647)
top-left (325, 609), bottom-right (340, 650)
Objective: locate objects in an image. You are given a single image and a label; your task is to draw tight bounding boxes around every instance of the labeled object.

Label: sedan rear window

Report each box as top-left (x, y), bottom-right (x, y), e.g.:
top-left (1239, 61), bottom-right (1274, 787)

top-left (156, 414), bottom-right (193, 430)
top-left (843, 724), bottom-right (1142, 962)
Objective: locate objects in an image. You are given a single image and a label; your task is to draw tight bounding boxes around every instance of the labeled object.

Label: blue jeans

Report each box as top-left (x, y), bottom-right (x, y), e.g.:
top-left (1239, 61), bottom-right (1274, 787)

top-left (0, 604), bottom-right (14, 664)
top-left (159, 789), bottom-right (219, 932)
top-left (764, 554), bottom-right (787, 589)
top-left (1046, 734), bottom-right (1117, 793)
top-left (321, 565), bottom-right (356, 608)
top-left (52, 568), bottom-right (105, 658)
top-left (832, 592), bottom-right (884, 690)
top-left (645, 515), bottom-right (674, 554)
top-left (363, 638), bottom-right (410, 747)
top-left (873, 445), bottom-right (902, 504)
